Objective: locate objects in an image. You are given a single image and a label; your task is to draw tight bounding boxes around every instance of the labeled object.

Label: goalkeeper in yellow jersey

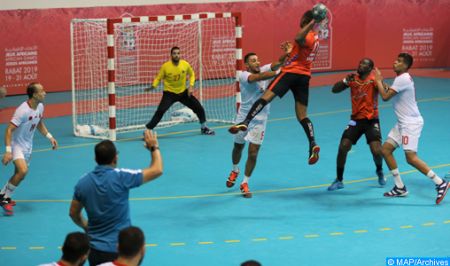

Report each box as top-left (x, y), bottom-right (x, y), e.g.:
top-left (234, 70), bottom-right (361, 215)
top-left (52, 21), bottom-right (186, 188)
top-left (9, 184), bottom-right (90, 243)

top-left (144, 46), bottom-right (215, 135)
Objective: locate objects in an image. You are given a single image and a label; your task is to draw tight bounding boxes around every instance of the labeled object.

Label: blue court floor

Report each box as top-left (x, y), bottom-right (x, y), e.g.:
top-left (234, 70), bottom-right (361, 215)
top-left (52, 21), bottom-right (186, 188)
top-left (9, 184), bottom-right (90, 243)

top-left (0, 75), bottom-right (449, 266)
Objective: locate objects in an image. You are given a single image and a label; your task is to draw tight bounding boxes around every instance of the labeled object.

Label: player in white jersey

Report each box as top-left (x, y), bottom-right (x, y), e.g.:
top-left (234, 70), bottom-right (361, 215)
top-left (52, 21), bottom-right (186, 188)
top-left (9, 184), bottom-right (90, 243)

top-left (0, 83), bottom-right (58, 215)
top-left (226, 42), bottom-right (292, 198)
top-left (374, 53), bottom-right (449, 204)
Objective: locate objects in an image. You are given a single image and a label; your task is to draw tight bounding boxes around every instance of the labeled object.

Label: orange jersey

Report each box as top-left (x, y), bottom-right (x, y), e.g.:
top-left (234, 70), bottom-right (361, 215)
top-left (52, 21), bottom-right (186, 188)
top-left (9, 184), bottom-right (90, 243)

top-left (348, 73), bottom-right (379, 120)
top-left (282, 31), bottom-right (319, 76)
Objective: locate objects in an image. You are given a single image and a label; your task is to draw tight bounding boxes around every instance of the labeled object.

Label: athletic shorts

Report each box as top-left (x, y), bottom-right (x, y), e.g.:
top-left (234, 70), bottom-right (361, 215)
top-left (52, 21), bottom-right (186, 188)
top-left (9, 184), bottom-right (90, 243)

top-left (267, 72), bottom-right (310, 106)
top-left (234, 119), bottom-right (267, 145)
top-left (12, 145), bottom-right (31, 165)
top-left (387, 121), bottom-right (423, 152)
top-left (341, 119), bottom-right (382, 145)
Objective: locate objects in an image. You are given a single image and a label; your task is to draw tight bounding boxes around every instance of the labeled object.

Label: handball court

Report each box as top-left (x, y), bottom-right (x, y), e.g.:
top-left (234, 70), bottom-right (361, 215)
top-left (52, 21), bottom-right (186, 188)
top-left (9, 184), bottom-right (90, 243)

top-left (0, 69), bottom-right (449, 265)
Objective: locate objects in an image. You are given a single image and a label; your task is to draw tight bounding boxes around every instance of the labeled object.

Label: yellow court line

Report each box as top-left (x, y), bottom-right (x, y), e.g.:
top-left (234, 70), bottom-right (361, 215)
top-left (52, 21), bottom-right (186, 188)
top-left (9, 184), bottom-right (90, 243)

top-left (422, 222), bottom-right (435, 227)
top-left (330, 232), bottom-right (344, 236)
top-left (443, 220), bottom-right (450, 224)
top-left (198, 242), bottom-right (214, 245)
top-left (145, 244), bottom-right (158, 247)
top-left (304, 234), bottom-right (320, 238)
top-left (1, 246), bottom-right (17, 250)
top-left (224, 240), bottom-right (240, 243)
top-left (29, 246), bottom-right (45, 250)
top-left (353, 230), bottom-right (368, 234)
top-left (169, 242), bottom-right (186, 246)
top-left (400, 225), bottom-right (414, 229)
top-left (11, 163), bottom-right (450, 203)
top-left (252, 238), bottom-right (268, 242)
top-left (278, 236), bottom-right (294, 240)
top-left (379, 228), bottom-right (393, 231)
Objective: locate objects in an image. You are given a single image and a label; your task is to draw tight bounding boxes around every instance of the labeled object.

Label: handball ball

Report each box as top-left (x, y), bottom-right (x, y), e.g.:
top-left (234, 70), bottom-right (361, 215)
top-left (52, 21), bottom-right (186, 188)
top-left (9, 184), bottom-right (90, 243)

top-left (312, 3), bottom-right (328, 21)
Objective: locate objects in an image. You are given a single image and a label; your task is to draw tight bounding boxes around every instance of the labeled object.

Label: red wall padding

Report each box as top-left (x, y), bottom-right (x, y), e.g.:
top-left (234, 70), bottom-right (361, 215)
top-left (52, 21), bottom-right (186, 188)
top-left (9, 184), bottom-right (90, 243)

top-left (1, 0), bottom-right (449, 94)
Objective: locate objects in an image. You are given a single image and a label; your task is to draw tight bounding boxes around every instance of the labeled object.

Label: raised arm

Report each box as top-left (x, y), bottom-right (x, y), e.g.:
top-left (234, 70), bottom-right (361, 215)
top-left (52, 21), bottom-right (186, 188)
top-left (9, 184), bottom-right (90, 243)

top-left (295, 20), bottom-right (317, 46)
top-left (332, 74), bottom-right (355, 93)
top-left (270, 41), bottom-right (293, 71)
top-left (141, 130), bottom-right (163, 183)
top-left (374, 68), bottom-right (397, 101)
top-left (37, 120), bottom-right (58, 150)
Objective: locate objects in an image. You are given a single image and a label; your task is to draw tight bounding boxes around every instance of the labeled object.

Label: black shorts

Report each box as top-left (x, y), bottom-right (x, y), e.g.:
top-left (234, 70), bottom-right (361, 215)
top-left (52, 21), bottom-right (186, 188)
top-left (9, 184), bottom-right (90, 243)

top-left (267, 72), bottom-right (310, 106)
top-left (341, 118), bottom-right (382, 145)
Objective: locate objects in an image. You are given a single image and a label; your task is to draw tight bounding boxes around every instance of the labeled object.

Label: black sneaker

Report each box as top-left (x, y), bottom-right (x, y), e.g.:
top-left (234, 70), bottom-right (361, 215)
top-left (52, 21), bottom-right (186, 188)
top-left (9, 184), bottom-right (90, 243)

top-left (384, 185), bottom-right (408, 197)
top-left (436, 180), bottom-right (450, 205)
top-left (201, 127), bottom-right (215, 135)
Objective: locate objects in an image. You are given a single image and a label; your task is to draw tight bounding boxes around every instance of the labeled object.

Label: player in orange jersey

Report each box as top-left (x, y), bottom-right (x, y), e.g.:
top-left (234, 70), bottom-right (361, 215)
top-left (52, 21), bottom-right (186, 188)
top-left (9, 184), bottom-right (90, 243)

top-left (327, 58), bottom-right (386, 191)
top-left (228, 10), bottom-right (323, 165)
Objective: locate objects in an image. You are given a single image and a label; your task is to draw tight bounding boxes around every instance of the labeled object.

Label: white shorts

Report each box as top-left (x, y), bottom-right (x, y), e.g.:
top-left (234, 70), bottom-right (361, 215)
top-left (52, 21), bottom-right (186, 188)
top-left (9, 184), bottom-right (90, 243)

top-left (386, 122), bottom-right (423, 152)
top-left (12, 145), bottom-right (32, 165)
top-left (234, 119), bottom-right (267, 145)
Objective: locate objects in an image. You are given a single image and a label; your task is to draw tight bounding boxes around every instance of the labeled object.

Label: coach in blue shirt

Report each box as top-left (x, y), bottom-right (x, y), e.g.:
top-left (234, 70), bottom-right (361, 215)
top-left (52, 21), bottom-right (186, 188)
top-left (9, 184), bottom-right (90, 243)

top-left (69, 130), bottom-right (163, 266)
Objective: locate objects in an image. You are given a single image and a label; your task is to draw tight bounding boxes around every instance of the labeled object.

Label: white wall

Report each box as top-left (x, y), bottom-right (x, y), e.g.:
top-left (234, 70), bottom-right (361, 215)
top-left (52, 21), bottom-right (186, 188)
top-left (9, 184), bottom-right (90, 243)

top-left (0, 0), bottom-right (262, 11)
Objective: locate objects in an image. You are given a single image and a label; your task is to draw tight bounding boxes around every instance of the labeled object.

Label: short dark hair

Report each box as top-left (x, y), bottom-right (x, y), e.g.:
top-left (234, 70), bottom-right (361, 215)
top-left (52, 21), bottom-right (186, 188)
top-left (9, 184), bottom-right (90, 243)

top-left (398, 53), bottom-right (413, 69)
top-left (363, 58), bottom-right (375, 70)
top-left (61, 232), bottom-right (90, 263)
top-left (95, 140), bottom-right (117, 165)
top-left (26, 82), bottom-right (40, 99)
top-left (301, 10), bottom-right (314, 27)
top-left (170, 46), bottom-right (180, 54)
top-left (118, 226), bottom-right (145, 258)
top-left (244, 52), bottom-right (257, 64)
top-left (241, 260), bottom-right (262, 266)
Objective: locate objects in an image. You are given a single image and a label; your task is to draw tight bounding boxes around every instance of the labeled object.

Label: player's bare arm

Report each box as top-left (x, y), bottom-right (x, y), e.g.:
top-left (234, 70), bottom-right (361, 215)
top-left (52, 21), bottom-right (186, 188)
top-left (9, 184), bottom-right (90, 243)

top-left (332, 74), bottom-right (354, 93)
top-left (37, 120), bottom-right (58, 150)
top-left (294, 20), bottom-right (316, 46)
top-left (142, 129), bottom-right (163, 183)
top-left (69, 200), bottom-right (88, 231)
top-left (271, 41), bottom-right (293, 71)
top-left (2, 123), bottom-right (16, 165)
top-left (374, 67), bottom-right (397, 101)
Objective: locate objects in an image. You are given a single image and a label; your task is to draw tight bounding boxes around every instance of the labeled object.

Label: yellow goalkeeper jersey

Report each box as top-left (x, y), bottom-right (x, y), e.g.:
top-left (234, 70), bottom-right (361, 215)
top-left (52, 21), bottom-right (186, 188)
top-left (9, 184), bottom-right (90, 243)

top-left (152, 60), bottom-right (195, 94)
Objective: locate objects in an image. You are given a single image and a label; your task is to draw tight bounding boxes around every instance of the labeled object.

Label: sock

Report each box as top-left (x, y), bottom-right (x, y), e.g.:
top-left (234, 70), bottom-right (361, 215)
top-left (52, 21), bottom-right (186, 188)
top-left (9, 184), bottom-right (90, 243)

top-left (0, 182), bottom-right (8, 195)
top-left (3, 182), bottom-right (16, 199)
top-left (243, 98), bottom-right (268, 124)
top-left (376, 163), bottom-right (382, 172)
top-left (337, 167), bottom-right (344, 182)
top-left (427, 170), bottom-right (443, 185)
top-left (232, 164), bottom-right (239, 173)
top-left (242, 175), bottom-right (250, 184)
top-left (391, 168), bottom-right (404, 188)
top-left (201, 122), bottom-right (207, 128)
top-left (300, 117), bottom-right (316, 146)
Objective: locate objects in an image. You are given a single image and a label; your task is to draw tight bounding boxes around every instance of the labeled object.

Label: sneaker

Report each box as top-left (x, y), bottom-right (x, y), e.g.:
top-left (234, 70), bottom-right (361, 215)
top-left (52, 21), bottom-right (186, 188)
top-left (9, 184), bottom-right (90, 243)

top-left (327, 179), bottom-right (344, 191)
top-left (308, 145), bottom-right (320, 165)
top-left (240, 183), bottom-right (252, 198)
top-left (201, 127), bottom-right (215, 135)
top-left (226, 171), bottom-right (239, 188)
top-left (376, 169), bottom-right (386, 186)
top-left (228, 123), bottom-right (248, 134)
top-left (0, 201), bottom-right (13, 216)
top-left (383, 185), bottom-right (408, 197)
top-left (0, 194), bottom-right (15, 206)
top-left (436, 180), bottom-right (450, 205)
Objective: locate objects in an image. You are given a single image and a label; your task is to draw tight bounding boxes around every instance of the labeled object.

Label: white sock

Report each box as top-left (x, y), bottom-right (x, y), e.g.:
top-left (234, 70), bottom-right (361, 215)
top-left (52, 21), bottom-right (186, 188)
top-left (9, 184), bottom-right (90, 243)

top-left (201, 122), bottom-right (207, 128)
top-left (427, 170), bottom-right (443, 185)
top-left (0, 182), bottom-right (8, 195)
top-left (242, 175), bottom-right (250, 184)
top-left (391, 168), bottom-right (404, 188)
top-left (4, 182), bottom-right (16, 198)
top-left (232, 164), bottom-right (239, 173)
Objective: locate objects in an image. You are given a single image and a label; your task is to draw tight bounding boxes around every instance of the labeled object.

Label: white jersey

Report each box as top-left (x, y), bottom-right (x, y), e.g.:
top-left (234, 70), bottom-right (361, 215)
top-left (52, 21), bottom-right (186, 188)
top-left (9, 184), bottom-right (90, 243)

top-left (10, 101), bottom-right (44, 151)
top-left (97, 262), bottom-right (116, 266)
top-left (390, 72), bottom-right (422, 125)
top-left (38, 263), bottom-right (61, 266)
top-left (238, 64), bottom-right (274, 121)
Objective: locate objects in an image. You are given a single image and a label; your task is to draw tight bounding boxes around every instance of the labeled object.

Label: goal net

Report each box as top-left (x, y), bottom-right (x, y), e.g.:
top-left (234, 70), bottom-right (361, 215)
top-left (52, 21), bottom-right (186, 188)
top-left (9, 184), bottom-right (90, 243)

top-left (71, 13), bottom-right (242, 140)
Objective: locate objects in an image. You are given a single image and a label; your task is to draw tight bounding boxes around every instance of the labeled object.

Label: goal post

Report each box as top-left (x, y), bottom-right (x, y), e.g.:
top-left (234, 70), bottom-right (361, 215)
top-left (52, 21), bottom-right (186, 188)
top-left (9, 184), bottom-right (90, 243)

top-left (71, 12), bottom-right (242, 140)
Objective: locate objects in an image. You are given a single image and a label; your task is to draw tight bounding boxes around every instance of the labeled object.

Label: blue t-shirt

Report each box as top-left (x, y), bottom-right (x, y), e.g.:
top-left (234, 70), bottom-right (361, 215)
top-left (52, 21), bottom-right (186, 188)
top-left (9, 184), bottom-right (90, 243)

top-left (73, 165), bottom-right (143, 252)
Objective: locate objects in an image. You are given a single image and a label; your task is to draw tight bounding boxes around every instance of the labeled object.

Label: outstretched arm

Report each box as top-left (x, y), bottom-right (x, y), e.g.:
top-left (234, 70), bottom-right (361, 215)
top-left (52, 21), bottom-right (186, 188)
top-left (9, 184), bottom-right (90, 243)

top-left (295, 19), bottom-right (318, 46)
top-left (37, 120), bottom-right (58, 150)
top-left (145, 65), bottom-right (165, 91)
top-left (374, 68), bottom-right (397, 101)
top-left (142, 130), bottom-right (163, 183)
top-left (270, 41), bottom-right (293, 71)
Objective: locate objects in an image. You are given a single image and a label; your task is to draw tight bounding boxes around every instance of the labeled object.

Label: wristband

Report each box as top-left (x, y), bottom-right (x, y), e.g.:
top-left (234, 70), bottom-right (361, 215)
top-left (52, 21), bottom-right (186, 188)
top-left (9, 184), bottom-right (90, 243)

top-left (342, 78), bottom-right (348, 85)
top-left (6, 146), bottom-right (12, 153)
top-left (46, 132), bottom-right (53, 139)
top-left (150, 146), bottom-right (159, 152)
